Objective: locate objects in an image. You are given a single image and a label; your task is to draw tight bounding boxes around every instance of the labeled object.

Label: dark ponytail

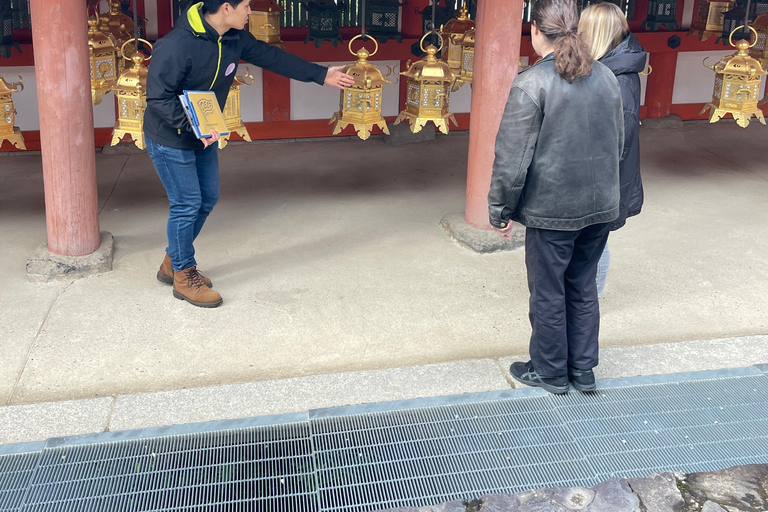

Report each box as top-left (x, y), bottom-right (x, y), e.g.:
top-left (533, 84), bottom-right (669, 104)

top-left (531, 0), bottom-right (593, 83)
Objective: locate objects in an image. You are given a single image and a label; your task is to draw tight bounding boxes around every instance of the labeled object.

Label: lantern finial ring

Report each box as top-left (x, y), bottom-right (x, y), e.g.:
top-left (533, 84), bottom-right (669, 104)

top-left (420, 31), bottom-right (444, 53)
top-left (120, 38), bottom-right (154, 61)
top-left (729, 25), bottom-right (758, 48)
top-left (348, 34), bottom-right (379, 57)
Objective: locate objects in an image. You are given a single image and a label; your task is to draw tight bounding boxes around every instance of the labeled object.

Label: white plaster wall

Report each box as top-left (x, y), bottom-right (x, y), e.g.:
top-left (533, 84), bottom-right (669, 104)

top-left (682, 0), bottom-right (695, 29)
top-left (0, 67), bottom-right (38, 131)
top-left (237, 64), bottom-right (265, 123)
top-left (671, 50), bottom-right (763, 103)
top-left (449, 81), bottom-right (472, 113)
top-left (290, 60), bottom-right (402, 120)
top-left (145, 0), bottom-right (159, 40)
top-left (94, 95), bottom-right (117, 129)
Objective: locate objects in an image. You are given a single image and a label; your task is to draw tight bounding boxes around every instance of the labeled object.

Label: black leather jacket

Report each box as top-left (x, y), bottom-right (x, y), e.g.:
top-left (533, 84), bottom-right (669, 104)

top-left (488, 54), bottom-right (624, 231)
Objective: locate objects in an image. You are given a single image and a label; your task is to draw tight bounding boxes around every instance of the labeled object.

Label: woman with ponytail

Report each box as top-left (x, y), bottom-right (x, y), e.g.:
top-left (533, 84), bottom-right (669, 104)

top-left (488, 0), bottom-right (624, 394)
top-left (580, 2), bottom-right (647, 298)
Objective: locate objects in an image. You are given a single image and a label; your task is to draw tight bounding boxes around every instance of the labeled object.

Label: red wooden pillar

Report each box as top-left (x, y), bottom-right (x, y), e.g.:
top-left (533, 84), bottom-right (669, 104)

top-left (464, 0), bottom-right (524, 229)
top-left (645, 52), bottom-right (678, 118)
top-left (30, 0), bottom-right (100, 256)
top-left (263, 70), bottom-right (291, 122)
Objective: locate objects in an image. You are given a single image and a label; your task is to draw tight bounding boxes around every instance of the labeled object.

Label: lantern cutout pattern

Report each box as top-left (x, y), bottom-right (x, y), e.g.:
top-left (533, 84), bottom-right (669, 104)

top-left (249, 0), bottom-right (286, 50)
top-left (111, 39), bottom-right (153, 150)
top-left (643, 0), bottom-right (681, 31)
top-left (395, 34), bottom-right (457, 134)
top-left (441, 3), bottom-right (474, 85)
top-left (719, 0), bottom-right (768, 44)
top-left (412, 0), bottom-right (455, 57)
top-left (366, 0), bottom-right (405, 43)
top-left (1, 0), bottom-right (21, 59)
top-left (329, 35), bottom-right (393, 140)
top-left (689, 0), bottom-right (736, 41)
top-left (0, 75), bottom-right (25, 150)
top-left (219, 67), bottom-right (255, 149)
top-left (88, 17), bottom-right (120, 106)
top-left (702, 26), bottom-right (767, 127)
top-left (749, 12), bottom-right (768, 65)
top-left (304, 0), bottom-right (344, 48)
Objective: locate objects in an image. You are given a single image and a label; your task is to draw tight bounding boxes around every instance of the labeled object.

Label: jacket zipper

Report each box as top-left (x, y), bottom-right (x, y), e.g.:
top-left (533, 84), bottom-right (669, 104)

top-left (209, 36), bottom-right (222, 90)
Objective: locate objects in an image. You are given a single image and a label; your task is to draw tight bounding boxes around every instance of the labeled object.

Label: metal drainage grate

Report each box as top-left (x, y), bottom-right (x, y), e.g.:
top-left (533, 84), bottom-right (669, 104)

top-left (0, 366), bottom-right (767, 512)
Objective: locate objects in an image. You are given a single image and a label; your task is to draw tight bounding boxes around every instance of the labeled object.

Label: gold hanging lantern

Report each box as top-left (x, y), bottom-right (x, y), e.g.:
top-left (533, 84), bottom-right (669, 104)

top-left (99, 13), bottom-right (130, 52)
top-left (249, 0), bottom-right (286, 50)
top-left (701, 26), bottom-right (767, 127)
top-left (689, 0), bottom-right (736, 41)
top-left (219, 67), bottom-right (255, 149)
top-left (395, 34), bottom-right (457, 134)
top-left (88, 17), bottom-right (120, 106)
top-left (108, 0), bottom-right (134, 42)
top-left (111, 39), bottom-right (153, 150)
top-left (458, 28), bottom-right (475, 88)
top-left (440, 3), bottom-right (475, 78)
top-left (0, 75), bottom-right (25, 150)
top-left (329, 35), bottom-right (393, 140)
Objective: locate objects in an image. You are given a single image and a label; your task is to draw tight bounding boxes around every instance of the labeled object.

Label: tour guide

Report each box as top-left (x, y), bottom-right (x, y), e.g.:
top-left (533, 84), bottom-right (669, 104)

top-left (144, 0), bottom-right (354, 308)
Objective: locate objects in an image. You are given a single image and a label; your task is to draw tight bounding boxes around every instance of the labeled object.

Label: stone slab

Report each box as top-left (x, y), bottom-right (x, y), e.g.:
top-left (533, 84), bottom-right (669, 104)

top-left (0, 398), bottom-right (113, 444)
top-left (26, 231), bottom-right (115, 283)
top-left (109, 359), bottom-right (511, 431)
top-left (440, 212), bottom-right (525, 253)
top-left (384, 120), bottom-right (435, 146)
top-left (626, 472), bottom-right (684, 512)
top-left (686, 464), bottom-right (768, 512)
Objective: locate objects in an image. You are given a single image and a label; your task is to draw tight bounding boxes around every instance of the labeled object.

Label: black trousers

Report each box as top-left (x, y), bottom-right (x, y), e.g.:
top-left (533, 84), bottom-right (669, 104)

top-left (525, 223), bottom-right (610, 378)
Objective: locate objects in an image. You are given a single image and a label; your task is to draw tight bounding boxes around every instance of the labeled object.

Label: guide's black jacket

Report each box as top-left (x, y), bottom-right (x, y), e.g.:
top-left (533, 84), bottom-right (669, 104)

top-left (144, 2), bottom-right (327, 150)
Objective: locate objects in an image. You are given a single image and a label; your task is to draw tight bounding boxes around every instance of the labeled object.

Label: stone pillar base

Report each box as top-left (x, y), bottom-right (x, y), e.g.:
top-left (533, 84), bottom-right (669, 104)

top-left (440, 213), bottom-right (524, 253)
top-left (26, 231), bottom-right (115, 283)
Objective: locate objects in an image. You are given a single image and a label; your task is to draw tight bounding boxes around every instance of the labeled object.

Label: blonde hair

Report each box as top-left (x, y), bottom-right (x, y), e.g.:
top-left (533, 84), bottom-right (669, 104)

top-left (579, 3), bottom-right (629, 61)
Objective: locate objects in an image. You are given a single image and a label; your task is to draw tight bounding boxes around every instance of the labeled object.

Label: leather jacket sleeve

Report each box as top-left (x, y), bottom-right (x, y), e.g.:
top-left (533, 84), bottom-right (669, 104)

top-left (488, 86), bottom-right (543, 228)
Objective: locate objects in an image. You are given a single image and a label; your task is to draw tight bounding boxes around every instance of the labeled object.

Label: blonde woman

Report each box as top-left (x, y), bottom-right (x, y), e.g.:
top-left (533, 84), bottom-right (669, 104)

top-left (580, 3), bottom-right (647, 298)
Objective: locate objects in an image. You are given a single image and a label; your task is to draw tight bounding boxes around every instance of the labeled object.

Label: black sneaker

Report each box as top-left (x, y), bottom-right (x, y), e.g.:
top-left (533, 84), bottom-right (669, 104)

top-left (568, 366), bottom-right (596, 392)
top-left (509, 361), bottom-right (569, 394)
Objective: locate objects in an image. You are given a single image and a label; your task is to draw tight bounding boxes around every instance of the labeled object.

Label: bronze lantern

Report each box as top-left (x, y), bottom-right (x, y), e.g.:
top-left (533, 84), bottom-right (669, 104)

top-left (219, 67), bottom-right (255, 149)
top-left (440, 3), bottom-right (474, 77)
top-left (111, 39), bottom-right (152, 150)
top-left (702, 26), bottom-right (767, 127)
top-left (329, 35), bottom-right (393, 140)
top-left (88, 17), bottom-right (120, 106)
top-left (748, 12), bottom-right (768, 65)
top-left (458, 27), bottom-right (474, 87)
top-left (304, 0), bottom-right (344, 48)
top-left (249, 0), bottom-right (285, 50)
top-left (689, 0), bottom-right (735, 40)
top-left (0, 75), bottom-right (25, 150)
top-left (366, 0), bottom-right (405, 43)
top-left (643, 0), bottom-right (681, 31)
top-left (395, 35), bottom-right (457, 134)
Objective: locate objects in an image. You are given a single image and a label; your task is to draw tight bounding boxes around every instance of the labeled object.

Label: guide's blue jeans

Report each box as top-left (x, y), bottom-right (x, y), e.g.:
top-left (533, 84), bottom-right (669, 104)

top-left (146, 137), bottom-right (219, 271)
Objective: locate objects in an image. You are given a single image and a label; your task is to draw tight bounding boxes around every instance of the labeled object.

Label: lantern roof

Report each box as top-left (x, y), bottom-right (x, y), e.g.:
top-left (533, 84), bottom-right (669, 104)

top-left (442, 6), bottom-right (474, 35)
top-left (108, 0), bottom-right (134, 33)
top-left (250, 0), bottom-right (285, 12)
top-left (753, 12), bottom-right (768, 28)
top-left (402, 45), bottom-right (455, 81)
top-left (88, 18), bottom-right (118, 52)
top-left (0, 76), bottom-right (22, 95)
top-left (114, 52), bottom-right (149, 92)
top-left (344, 48), bottom-right (394, 87)
top-left (461, 28), bottom-right (475, 46)
top-left (711, 38), bottom-right (767, 75)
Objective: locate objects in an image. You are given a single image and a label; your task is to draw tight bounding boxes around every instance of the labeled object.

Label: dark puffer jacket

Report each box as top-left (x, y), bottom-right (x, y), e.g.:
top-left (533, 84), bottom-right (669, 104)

top-left (600, 33), bottom-right (646, 231)
top-left (488, 54), bottom-right (623, 231)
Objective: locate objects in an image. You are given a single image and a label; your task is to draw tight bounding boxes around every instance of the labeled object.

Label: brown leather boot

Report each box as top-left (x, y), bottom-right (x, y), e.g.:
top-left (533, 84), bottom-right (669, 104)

top-left (157, 253), bottom-right (212, 287)
top-left (173, 267), bottom-right (223, 308)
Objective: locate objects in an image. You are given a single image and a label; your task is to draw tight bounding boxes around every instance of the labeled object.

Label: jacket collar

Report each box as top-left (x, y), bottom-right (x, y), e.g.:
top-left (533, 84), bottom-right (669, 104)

top-left (178, 2), bottom-right (221, 41)
top-left (599, 33), bottom-right (647, 76)
top-left (519, 53), bottom-right (554, 75)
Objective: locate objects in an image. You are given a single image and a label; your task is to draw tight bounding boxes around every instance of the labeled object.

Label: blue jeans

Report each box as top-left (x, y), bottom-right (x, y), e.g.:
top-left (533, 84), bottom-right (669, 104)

top-left (146, 137), bottom-right (219, 271)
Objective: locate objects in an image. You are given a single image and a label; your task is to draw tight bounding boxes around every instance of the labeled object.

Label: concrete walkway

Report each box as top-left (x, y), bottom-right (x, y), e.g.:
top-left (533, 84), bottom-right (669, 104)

top-left (1, 121), bottom-right (767, 428)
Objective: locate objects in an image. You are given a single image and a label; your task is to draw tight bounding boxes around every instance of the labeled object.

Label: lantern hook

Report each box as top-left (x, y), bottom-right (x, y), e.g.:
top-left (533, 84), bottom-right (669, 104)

top-left (385, 65), bottom-right (400, 84)
top-left (420, 31), bottom-right (444, 53)
top-left (120, 38), bottom-right (153, 61)
top-left (348, 33), bottom-right (379, 57)
top-left (639, 64), bottom-right (653, 76)
top-left (729, 25), bottom-right (758, 48)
